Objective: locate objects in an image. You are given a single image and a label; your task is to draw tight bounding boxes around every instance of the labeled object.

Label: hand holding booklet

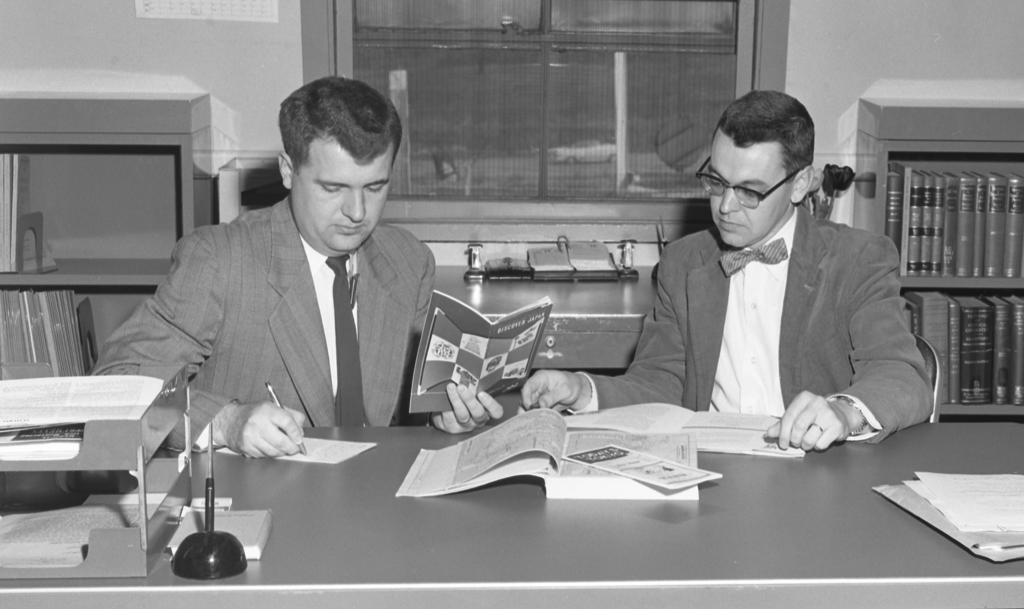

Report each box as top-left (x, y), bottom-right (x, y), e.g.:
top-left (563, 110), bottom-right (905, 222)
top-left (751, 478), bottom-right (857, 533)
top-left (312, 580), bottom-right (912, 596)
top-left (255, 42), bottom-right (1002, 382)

top-left (409, 290), bottom-right (553, 413)
top-left (396, 407), bottom-right (719, 500)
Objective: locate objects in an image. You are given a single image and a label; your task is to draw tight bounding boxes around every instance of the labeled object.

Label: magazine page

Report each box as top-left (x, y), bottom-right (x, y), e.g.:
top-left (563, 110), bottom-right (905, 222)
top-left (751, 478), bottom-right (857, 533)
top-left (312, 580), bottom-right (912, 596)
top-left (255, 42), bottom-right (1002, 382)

top-left (567, 403), bottom-right (803, 457)
top-left (409, 290), bottom-right (552, 413)
top-left (545, 430), bottom-right (701, 500)
top-left (396, 408), bottom-right (567, 497)
top-left (564, 402), bottom-right (694, 434)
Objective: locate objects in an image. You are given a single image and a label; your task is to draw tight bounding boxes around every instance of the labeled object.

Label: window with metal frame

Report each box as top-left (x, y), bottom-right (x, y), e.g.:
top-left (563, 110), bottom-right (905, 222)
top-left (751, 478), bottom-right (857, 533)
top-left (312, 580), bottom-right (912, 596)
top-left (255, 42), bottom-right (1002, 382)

top-left (351, 0), bottom-right (739, 203)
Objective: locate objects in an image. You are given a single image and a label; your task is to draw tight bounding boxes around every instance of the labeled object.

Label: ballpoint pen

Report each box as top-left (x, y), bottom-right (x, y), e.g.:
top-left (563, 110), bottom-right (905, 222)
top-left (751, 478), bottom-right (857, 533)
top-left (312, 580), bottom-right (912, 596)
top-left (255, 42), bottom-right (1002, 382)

top-left (264, 381), bottom-right (307, 455)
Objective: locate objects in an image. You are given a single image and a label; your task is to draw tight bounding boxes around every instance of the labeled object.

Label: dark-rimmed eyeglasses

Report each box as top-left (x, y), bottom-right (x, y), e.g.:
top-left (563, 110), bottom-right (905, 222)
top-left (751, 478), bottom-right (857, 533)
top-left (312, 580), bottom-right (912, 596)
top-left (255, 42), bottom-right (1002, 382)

top-left (695, 157), bottom-right (804, 209)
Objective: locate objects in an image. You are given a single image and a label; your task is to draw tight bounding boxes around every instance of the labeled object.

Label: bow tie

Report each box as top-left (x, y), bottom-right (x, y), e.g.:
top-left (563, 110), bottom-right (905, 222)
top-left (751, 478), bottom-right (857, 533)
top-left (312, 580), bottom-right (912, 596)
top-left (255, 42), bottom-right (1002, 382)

top-left (719, 238), bottom-right (788, 276)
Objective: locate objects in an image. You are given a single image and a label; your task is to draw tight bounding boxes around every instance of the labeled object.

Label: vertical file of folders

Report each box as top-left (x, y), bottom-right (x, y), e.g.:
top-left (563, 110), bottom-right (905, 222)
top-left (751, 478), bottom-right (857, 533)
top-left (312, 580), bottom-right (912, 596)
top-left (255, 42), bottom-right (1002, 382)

top-left (0, 289), bottom-right (87, 377)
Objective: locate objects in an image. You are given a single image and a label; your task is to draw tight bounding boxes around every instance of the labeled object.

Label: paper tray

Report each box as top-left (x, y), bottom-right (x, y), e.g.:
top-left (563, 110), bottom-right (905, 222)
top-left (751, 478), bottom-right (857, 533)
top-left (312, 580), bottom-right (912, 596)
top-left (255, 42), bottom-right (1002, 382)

top-left (0, 368), bottom-right (193, 578)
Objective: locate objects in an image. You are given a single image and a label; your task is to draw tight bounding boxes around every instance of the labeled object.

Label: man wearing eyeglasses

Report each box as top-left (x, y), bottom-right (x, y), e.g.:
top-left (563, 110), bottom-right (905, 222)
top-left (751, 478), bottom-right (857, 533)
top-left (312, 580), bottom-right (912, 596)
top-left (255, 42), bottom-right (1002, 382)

top-left (440, 90), bottom-right (931, 451)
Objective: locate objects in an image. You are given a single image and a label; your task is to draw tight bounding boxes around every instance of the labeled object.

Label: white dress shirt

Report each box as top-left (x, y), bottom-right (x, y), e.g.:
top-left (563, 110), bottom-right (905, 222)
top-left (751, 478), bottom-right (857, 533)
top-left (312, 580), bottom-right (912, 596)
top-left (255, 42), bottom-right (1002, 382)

top-left (710, 212), bottom-right (796, 415)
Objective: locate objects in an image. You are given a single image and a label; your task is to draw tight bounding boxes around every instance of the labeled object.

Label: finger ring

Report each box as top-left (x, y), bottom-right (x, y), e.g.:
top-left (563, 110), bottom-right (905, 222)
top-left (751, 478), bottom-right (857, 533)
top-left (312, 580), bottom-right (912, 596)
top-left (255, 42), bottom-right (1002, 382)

top-left (809, 423), bottom-right (822, 433)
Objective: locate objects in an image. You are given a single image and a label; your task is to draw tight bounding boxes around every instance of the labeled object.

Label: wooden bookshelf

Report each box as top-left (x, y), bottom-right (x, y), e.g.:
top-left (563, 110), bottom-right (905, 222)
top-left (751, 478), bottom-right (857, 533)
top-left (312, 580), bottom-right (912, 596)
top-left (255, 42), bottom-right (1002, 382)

top-left (855, 98), bottom-right (1024, 420)
top-left (0, 95), bottom-right (213, 355)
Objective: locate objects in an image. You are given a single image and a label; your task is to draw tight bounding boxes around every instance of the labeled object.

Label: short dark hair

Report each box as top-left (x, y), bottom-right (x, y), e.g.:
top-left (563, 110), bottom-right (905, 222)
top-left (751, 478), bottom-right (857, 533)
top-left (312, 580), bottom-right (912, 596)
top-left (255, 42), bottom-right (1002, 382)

top-left (714, 90), bottom-right (814, 173)
top-left (279, 76), bottom-right (402, 168)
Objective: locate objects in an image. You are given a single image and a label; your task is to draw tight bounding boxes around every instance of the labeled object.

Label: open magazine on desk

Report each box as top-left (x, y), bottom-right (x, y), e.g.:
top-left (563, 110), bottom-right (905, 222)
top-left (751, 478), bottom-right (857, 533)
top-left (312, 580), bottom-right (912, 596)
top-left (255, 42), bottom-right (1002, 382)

top-left (396, 408), bottom-right (717, 500)
top-left (563, 402), bottom-right (804, 458)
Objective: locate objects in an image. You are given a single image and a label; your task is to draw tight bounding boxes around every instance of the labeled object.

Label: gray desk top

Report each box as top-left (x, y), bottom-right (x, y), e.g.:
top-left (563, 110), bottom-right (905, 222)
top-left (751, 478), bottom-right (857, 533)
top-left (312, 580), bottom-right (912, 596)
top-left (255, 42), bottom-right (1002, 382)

top-left (3, 422), bottom-right (1024, 609)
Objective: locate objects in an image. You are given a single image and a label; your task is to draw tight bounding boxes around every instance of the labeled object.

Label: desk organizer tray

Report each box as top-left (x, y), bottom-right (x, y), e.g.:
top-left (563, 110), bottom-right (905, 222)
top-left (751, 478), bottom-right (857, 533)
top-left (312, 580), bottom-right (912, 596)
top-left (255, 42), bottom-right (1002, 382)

top-left (0, 367), bottom-right (192, 578)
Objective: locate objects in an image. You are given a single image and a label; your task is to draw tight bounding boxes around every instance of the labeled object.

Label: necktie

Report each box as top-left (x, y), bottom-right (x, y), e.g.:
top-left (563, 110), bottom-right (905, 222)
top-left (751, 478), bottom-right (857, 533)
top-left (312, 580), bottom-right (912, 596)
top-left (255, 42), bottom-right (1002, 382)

top-left (719, 238), bottom-right (788, 276)
top-left (326, 255), bottom-right (365, 426)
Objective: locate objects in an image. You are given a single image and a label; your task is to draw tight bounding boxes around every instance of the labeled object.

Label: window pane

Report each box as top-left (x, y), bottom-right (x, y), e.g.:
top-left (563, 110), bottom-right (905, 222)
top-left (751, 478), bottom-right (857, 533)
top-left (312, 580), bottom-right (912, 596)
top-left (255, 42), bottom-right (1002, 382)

top-left (547, 50), bottom-right (734, 199)
top-left (356, 0), bottom-right (541, 31)
top-left (551, 0), bottom-right (735, 35)
top-left (353, 1), bottom-right (739, 202)
top-left (355, 47), bottom-right (544, 198)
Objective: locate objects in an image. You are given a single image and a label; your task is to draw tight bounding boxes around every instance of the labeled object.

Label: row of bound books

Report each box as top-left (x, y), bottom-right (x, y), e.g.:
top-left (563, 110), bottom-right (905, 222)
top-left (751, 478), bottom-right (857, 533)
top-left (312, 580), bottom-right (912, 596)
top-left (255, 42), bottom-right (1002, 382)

top-left (0, 289), bottom-right (89, 378)
top-left (885, 163), bottom-right (1024, 278)
top-left (905, 291), bottom-right (1024, 406)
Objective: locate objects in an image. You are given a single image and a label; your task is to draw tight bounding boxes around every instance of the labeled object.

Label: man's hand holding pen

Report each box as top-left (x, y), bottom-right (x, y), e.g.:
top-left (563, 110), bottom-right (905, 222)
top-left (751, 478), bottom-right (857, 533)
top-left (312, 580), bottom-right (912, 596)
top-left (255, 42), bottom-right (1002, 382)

top-left (212, 394), bottom-right (309, 458)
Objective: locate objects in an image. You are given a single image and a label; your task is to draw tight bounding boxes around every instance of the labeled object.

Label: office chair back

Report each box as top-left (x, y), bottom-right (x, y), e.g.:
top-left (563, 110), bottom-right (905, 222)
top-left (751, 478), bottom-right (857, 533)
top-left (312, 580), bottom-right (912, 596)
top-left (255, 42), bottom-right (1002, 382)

top-left (914, 334), bottom-right (941, 423)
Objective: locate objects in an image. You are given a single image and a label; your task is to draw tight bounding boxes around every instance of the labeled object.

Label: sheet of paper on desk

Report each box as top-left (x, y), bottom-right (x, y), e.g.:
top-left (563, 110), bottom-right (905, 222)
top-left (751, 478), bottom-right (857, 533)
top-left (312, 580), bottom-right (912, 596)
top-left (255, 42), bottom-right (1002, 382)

top-left (223, 438), bottom-right (376, 464)
top-left (912, 472), bottom-right (1024, 531)
top-left (0, 375), bottom-right (163, 428)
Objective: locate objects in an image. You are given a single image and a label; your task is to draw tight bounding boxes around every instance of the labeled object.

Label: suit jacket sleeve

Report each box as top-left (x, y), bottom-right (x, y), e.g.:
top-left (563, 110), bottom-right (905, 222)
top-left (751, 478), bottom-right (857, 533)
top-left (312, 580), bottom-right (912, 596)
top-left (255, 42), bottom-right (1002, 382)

top-left (93, 226), bottom-right (232, 448)
top-left (590, 247), bottom-right (690, 407)
top-left (828, 234), bottom-right (932, 441)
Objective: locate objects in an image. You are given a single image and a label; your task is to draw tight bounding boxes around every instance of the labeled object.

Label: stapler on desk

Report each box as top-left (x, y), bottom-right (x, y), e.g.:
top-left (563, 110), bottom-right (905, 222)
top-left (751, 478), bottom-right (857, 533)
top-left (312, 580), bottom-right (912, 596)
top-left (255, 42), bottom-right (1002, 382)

top-left (464, 243), bottom-right (485, 282)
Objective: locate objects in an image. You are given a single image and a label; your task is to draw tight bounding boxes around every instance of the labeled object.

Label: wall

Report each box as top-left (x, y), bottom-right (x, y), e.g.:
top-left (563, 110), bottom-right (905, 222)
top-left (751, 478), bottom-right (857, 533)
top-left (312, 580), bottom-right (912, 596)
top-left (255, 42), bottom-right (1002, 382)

top-left (785, 0), bottom-right (1024, 225)
top-left (0, 0), bottom-right (304, 161)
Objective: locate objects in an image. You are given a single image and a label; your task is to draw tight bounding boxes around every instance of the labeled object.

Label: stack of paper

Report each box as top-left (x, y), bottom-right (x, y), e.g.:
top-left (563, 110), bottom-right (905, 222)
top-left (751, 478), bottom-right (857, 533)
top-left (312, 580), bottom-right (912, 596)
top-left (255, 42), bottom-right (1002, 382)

top-left (875, 472), bottom-right (1024, 562)
top-left (906, 472), bottom-right (1024, 531)
top-left (0, 375), bottom-right (163, 461)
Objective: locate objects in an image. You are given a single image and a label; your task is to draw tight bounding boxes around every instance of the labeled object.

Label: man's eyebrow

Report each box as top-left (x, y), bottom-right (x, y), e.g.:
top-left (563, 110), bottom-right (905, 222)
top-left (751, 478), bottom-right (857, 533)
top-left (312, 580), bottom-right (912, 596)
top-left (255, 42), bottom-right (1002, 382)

top-left (707, 164), bottom-right (771, 188)
top-left (315, 177), bottom-right (391, 188)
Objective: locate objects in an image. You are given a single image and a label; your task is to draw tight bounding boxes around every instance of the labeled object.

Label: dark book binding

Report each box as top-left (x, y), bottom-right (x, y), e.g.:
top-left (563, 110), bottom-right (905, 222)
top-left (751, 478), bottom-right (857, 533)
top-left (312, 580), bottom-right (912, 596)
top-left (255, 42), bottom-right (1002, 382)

top-left (953, 173), bottom-right (978, 278)
top-left (957, 296), bottom-right (994, 404)
top-left (1004, 174), bottom-right (1024, 278)
top-left (983, 173), bottom-right (1008, 278)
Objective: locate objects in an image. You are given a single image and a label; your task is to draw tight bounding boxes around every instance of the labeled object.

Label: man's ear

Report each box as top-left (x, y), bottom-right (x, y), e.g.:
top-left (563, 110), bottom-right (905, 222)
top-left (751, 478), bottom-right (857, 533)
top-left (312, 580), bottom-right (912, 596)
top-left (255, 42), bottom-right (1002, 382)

top-left (278, 152), bottom-right (294, 190)
top-left (789, 165), bottom-right (817, 204)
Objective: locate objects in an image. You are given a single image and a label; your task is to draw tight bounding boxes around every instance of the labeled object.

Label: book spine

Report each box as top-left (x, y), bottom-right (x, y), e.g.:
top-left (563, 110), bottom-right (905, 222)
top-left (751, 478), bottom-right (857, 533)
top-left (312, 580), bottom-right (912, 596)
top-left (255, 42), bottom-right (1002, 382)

top-left (942, 173), bottom-right (959, 277)
top-left (959, 300), bottom-right (994, 404)
top-left (1006, 174), bottom-right (1024, 278)
top-left (905, 291), bottom-right (950, 405)
top-left (1011, 297), bottom-right (1024, 406)
top-left (904, 298), bottom-right (920, 335)
top-left (906, 170), bottom-right (925, 276)
top-left (972, 174), bottom-right (987, 277)
top-left (947, 296), bottom-right (961, 404)
top-left (930, 173), bottom-right (946, 277)
top-left (988, 297), bottom-right (1011, 405)
top-left (884, 169), bottom-right (904, 250)
top-left (983, 174), bottom-right (1008, 277)
top-left (920, 172), bottom-right (936, 276)
top-left (954, 175), bottom-right (977, 278)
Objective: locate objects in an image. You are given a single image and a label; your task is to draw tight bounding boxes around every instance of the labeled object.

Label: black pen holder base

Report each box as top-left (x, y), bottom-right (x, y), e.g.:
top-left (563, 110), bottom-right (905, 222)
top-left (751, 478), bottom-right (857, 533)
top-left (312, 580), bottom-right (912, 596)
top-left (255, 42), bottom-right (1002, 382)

top-left (171, 531), bottom-right (248, 579)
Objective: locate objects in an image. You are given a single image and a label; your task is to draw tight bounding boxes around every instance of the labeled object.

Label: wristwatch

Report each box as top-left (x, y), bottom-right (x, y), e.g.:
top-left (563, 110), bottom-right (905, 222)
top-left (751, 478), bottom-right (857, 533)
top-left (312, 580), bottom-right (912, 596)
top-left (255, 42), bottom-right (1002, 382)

top-left (826, 394), bottom-right (870, 435)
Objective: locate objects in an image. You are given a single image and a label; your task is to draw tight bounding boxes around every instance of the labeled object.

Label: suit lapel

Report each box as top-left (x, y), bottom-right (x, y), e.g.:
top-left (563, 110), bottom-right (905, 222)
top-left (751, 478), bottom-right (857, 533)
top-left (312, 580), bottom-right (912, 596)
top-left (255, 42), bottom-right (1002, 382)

top-left (779, 207), bottom-right (823, 402)
top-left (265, 202), bottom-right (335, 426)
top-left (688, 242), bottom-right (730, 410)
top-left (357, 235), bottom-right (412, 425)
